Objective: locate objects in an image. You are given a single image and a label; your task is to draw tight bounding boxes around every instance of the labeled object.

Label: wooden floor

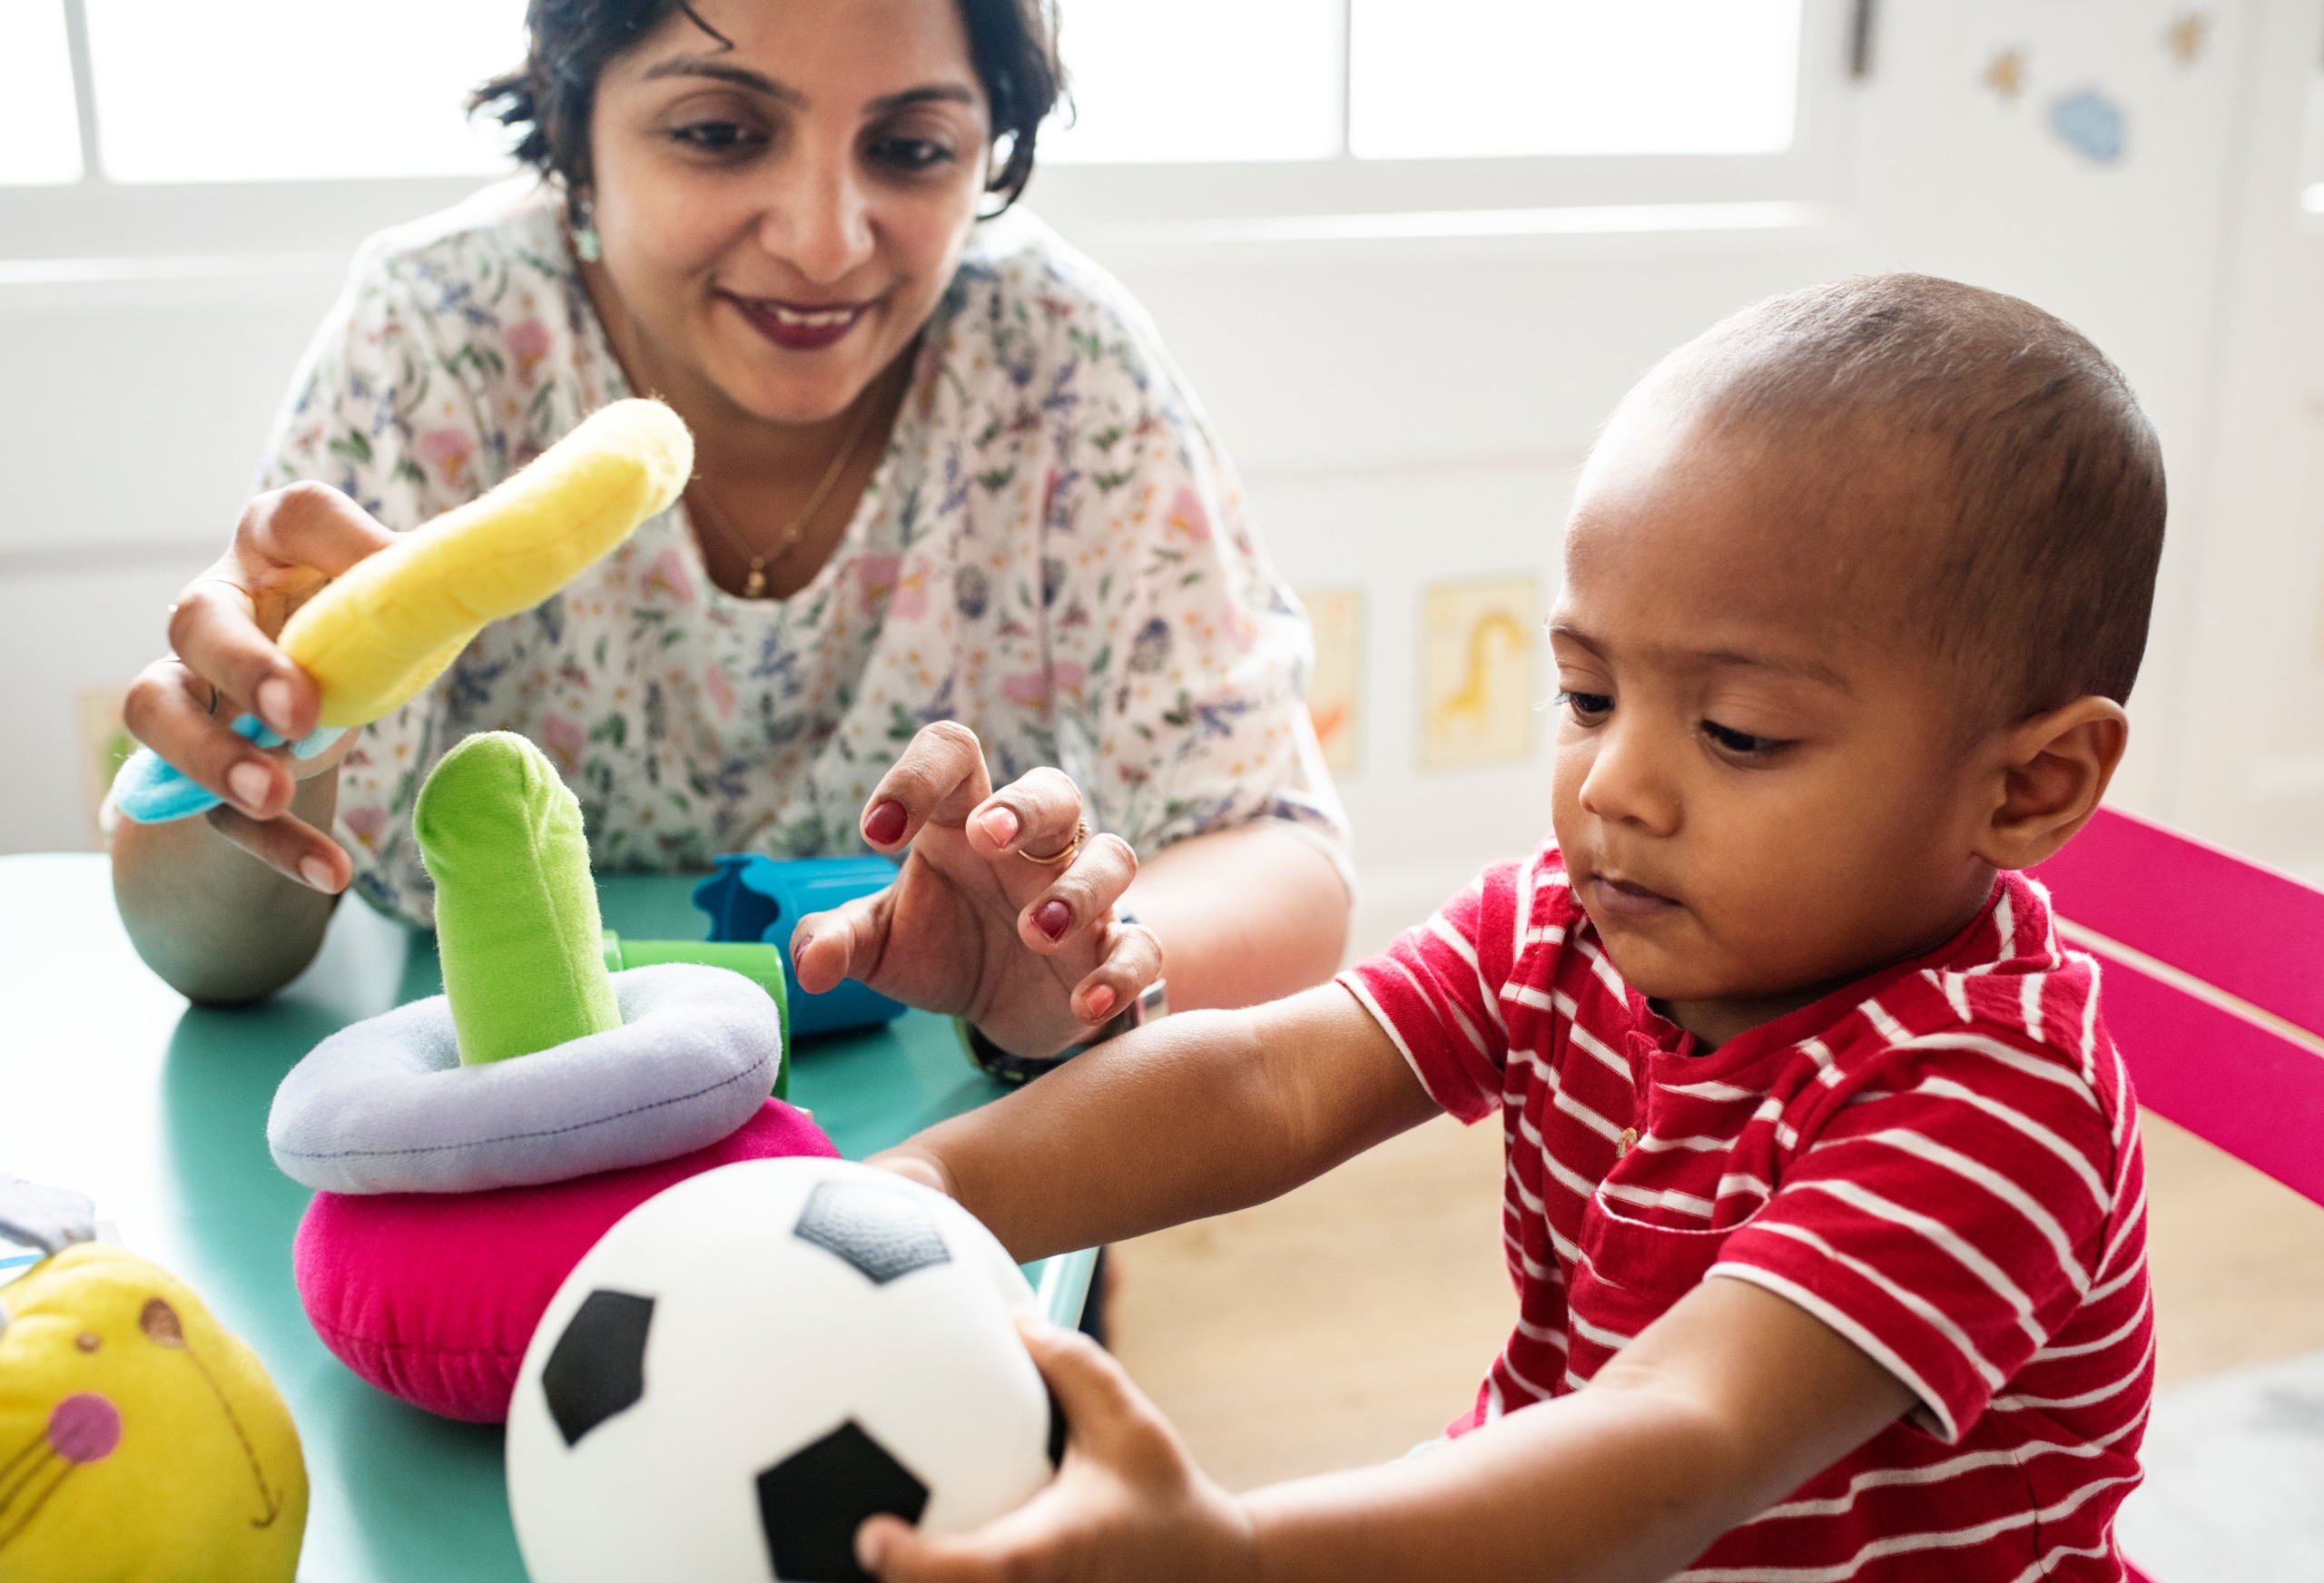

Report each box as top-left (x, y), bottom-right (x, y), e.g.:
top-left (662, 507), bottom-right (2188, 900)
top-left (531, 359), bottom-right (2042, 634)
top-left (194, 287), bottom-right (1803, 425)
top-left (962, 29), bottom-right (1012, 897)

top-left (1108, 1107), bottom-right (2324, 1493)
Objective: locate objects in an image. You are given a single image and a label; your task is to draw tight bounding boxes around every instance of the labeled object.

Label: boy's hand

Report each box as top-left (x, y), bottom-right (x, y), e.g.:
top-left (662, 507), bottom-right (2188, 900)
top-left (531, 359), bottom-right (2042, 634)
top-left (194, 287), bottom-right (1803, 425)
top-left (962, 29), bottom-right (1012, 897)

top-left (857, 1316), bottom-right (1257, 1583)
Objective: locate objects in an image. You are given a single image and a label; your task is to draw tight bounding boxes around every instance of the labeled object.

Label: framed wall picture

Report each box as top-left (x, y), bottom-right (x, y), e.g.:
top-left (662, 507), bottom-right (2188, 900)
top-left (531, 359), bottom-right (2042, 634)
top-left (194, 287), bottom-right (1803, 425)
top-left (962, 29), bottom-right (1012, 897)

top-left (1298, 585), bottom-right (1364, 775)
top-left (1420, 575), bottom-right (1538, 771)
top-left (76, 687), bottom-right (134, 848)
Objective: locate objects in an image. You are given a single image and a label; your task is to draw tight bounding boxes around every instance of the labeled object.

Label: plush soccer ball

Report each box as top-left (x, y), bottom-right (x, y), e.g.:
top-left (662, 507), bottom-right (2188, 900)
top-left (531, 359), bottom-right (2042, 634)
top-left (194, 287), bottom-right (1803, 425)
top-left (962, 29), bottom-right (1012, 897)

top-left (506, 1158), bottom-right (1059, 1583)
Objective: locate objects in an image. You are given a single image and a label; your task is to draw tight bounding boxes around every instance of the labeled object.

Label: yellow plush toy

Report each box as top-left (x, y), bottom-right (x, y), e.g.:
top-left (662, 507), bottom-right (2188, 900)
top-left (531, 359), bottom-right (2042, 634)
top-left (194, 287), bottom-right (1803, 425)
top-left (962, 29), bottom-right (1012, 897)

top-left (281, 396), bottom-right (694, 725)
top-left (0, 1244), bottom-right (308, 1583)
top-left (113, 396), bottom-right (694, 822)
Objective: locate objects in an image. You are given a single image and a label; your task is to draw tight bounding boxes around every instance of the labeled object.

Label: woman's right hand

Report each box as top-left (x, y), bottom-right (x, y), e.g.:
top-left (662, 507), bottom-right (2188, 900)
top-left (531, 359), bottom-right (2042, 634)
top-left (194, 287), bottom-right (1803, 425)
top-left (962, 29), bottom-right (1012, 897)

top-left (123, 481), bottom-right (399, 893)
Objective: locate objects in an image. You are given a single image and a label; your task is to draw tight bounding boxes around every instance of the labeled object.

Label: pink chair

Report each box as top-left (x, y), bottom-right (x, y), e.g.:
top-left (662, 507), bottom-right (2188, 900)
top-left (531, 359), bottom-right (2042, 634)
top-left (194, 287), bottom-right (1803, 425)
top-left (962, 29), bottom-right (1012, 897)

top-left (2027, 804), bottom-right (2324, 1583)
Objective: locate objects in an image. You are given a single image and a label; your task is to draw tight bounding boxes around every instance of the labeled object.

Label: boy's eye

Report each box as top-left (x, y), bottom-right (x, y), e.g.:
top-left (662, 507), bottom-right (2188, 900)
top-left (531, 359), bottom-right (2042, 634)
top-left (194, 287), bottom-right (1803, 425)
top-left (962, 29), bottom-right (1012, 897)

top-left (1702, 719), bottom-right (1787, 756)
top-left (669, 120), bottom-right (766, 155)
top-left (867, 136), bottom-right (954, 173)
top-left (1554, 690), bottom-right (1613, 723)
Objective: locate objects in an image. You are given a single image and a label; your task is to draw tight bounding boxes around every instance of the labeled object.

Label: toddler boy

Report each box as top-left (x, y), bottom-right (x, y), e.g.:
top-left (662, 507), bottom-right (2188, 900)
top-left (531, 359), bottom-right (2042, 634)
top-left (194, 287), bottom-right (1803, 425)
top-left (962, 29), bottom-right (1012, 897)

top-left (862, 275), bottom-right (2162, 1582)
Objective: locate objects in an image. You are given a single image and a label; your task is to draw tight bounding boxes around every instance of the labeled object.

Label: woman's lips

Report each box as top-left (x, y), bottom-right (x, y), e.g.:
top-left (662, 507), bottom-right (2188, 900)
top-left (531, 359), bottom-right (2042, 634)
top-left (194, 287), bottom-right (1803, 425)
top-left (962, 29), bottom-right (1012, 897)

top-left (722, 292), bottom-right (875, 351)
top-left (1585, 872), bottom-right (1680, 924)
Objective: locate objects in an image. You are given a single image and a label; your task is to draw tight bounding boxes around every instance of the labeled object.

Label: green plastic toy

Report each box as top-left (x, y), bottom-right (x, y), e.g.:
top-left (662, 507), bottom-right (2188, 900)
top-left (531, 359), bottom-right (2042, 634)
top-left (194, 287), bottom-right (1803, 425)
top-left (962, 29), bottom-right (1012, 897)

top-left (602, 932), bottom-right (791, 1098)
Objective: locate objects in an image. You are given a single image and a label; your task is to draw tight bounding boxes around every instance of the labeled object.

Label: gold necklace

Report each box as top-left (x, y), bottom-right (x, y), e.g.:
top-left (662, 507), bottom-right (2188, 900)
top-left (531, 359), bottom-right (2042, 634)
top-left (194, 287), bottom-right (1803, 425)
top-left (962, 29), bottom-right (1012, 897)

top-left (688, 396), bottom-right (883, 599)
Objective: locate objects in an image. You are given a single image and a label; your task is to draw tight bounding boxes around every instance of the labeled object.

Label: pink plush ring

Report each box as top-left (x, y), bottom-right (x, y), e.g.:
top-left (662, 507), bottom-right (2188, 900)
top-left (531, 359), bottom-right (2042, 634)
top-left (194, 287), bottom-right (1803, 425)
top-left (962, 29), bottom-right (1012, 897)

top-left (294, 1099), bottom-right (838, 1422)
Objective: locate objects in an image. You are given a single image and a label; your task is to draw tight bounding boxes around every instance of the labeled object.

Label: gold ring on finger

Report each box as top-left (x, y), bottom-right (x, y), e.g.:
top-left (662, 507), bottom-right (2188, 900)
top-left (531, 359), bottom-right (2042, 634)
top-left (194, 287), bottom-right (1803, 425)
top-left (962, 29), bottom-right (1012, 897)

top-left (1019, 817), bottom-right (1088, 867)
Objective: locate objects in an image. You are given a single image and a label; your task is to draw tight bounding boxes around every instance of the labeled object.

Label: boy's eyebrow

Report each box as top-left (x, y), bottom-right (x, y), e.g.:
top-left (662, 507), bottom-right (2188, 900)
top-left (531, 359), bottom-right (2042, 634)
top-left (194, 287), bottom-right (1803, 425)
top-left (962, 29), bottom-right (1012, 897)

top-left (1696, 647), bottom-right (1852, 690)
top-left (1549, 624), bottom-right (1850, 690)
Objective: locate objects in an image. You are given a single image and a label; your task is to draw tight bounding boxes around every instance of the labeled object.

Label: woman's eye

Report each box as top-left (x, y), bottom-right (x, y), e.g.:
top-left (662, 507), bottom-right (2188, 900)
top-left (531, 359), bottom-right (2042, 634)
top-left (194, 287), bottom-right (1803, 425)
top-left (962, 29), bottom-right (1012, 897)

top-left (867, 136), bottom-right (953, 173)
top-left (1555, 690), bottom-right (1613, 723)
top-left (669, 120), bottom-right (764, 155)
top-left (1702, 719), bottom-right (1787, 756)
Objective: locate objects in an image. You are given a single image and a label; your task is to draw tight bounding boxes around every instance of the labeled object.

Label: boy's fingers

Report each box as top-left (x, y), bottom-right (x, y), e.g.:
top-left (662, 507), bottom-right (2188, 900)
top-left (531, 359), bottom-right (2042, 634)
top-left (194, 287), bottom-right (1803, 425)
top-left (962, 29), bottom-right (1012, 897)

top-left (861, 1473), bottom-right (1091, 1583)
top-left (862, 722), bottom-right (996, 851)
top-left (859, 1514), bottom-right (995, 1583)
top-left (1017, 833), bottom-right (1137, 954)
top-left (1016, 1314), bottom-right (1157, 1457)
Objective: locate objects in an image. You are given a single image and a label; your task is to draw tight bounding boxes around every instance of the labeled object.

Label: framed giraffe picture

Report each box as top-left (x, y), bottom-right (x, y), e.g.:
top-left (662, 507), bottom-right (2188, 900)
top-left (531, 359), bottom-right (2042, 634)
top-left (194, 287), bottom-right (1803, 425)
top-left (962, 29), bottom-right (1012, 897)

top-left (1420, 575), bottom-right (1537, 771)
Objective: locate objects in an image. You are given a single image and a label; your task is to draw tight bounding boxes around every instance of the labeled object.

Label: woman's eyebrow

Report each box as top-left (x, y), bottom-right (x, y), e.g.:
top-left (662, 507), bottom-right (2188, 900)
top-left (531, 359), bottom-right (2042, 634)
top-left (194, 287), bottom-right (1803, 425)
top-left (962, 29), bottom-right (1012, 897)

top-left (865, 84), bottom-right (980, 114)
top-left (641, 55), bottom-right (806, 105)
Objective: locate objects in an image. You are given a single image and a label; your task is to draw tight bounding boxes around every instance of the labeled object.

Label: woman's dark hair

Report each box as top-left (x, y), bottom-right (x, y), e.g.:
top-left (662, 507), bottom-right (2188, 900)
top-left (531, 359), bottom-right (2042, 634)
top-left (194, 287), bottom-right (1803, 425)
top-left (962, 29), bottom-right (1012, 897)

top-left (471, 0), bottom-right (1063, 219)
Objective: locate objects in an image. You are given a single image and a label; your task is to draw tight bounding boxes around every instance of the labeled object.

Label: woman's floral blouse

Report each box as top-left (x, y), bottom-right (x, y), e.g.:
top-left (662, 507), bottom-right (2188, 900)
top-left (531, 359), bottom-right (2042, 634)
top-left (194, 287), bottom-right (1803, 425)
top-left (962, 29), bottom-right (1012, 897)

top-left (263, 182), bottom-right (1350, 927)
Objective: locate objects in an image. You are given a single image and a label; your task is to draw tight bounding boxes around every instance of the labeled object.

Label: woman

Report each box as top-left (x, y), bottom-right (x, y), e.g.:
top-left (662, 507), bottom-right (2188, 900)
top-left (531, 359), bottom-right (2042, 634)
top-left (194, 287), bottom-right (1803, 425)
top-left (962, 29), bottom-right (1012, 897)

top-left (113, 0), bottom-right (1351, 1064)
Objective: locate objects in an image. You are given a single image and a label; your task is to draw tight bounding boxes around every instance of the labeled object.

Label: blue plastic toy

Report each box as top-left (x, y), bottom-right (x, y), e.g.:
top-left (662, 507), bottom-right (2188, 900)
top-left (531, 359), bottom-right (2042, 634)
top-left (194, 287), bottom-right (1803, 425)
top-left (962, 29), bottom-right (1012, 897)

top-left (692, 855), bottom-right (907, 1039)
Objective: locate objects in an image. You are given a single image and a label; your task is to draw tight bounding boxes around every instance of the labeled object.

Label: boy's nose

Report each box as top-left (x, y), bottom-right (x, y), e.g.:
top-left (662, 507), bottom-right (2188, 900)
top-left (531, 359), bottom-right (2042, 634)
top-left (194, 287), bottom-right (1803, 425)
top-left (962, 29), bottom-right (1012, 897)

top-left (1574, 720), bottom-right (1681, 836)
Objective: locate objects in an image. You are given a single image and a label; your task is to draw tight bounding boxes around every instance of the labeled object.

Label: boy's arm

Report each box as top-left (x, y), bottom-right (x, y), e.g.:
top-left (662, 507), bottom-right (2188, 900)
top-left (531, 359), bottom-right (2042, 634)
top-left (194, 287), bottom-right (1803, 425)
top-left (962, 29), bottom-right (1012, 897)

top-left (872, 981), bottom-right (1441, 1261)
top-left (862, 1276), bottom-right (1913, 1583)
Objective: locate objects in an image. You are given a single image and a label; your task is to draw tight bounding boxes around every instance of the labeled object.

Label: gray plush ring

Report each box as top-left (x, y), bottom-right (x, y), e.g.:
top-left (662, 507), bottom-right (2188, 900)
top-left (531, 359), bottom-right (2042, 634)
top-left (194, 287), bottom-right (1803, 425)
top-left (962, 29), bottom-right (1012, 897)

top-left (267, 963), bottom-right (782, 1195)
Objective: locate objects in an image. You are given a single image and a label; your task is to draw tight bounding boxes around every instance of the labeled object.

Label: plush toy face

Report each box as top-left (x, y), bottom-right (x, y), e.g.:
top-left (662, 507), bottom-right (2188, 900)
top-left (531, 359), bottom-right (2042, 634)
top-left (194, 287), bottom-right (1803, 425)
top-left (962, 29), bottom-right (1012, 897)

top-left (0, 1244), bottom-right (307, 1583)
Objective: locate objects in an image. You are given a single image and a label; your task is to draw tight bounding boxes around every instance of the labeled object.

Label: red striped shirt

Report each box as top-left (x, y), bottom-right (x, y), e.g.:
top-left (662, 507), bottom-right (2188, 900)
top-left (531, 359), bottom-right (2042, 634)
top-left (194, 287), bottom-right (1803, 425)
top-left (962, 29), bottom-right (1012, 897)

top-left (1341, 843), bottom-right (2152, 1581)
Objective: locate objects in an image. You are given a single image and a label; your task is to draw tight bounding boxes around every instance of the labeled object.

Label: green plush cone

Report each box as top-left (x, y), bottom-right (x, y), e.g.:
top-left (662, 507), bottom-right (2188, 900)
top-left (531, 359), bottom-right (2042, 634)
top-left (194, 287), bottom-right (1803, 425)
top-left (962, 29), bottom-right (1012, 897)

top-left (415, 731), bottom-right (623, 1065)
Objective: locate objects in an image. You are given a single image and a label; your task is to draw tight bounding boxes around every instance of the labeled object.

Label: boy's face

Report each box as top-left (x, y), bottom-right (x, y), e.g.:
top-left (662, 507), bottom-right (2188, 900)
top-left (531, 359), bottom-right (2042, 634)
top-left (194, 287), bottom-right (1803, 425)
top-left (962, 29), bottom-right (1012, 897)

top-left (1549, 398), bottom-right (2003, 1037)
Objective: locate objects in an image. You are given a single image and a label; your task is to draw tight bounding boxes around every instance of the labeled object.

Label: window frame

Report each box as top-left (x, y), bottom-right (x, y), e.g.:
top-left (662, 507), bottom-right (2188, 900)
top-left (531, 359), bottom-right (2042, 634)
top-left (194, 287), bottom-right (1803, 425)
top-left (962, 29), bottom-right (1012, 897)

top-left (1027, 0), bottom-right (1856, 236)
top-left (1, 0), bottom-right (1858, 264)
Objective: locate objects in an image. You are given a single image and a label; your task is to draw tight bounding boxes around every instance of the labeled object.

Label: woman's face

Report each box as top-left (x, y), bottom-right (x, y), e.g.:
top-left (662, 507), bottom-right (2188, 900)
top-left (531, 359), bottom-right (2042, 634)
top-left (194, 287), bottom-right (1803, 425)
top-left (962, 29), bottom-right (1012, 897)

top-left (586, 0), bottom-right (992, 427)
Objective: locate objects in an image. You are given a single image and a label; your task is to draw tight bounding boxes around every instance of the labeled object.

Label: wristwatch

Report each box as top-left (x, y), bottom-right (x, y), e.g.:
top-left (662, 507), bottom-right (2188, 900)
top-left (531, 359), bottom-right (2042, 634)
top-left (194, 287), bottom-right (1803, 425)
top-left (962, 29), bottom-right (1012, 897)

top-left (957, 912), bottom-right (1168, 1086)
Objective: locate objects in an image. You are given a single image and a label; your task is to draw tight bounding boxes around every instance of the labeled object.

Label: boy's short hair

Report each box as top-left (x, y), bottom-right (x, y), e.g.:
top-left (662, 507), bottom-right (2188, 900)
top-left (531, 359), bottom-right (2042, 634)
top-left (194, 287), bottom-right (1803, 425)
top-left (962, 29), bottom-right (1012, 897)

top-left (1664, 274), bottom-right (2166, 723)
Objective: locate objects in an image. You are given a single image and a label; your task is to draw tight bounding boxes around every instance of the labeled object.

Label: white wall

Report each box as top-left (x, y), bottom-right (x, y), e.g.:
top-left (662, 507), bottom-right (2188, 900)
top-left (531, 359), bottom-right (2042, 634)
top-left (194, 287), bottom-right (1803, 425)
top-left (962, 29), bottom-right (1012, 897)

top-left (5, 0), bottom-right (2320, 945)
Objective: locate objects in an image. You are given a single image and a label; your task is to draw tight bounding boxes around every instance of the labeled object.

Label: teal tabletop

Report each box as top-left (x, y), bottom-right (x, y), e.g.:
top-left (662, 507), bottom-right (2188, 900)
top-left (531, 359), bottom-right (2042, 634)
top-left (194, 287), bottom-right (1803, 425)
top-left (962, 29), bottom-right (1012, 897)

top-left (0, 852), bottom-right (1090, 1583)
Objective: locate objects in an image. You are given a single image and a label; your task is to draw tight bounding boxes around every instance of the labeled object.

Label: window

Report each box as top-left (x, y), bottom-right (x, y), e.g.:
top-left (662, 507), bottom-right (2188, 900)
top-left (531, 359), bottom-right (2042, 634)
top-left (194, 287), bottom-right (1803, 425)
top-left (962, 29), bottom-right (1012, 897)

top-left (0, 0), bottom-right (84, 186)
top-left (1026, 0), bottom-right (1837, 238)
top-left (1, 0), bottom-right (1837, 261)
top-left (1348, 0), bottom-right (1802, 161)
top-left (1041, 0), bottom-right (1344, 165)
top-left (1046, 0), bottom-right (1806, 166)
top-left (84, 0), bottom-right (524, 182)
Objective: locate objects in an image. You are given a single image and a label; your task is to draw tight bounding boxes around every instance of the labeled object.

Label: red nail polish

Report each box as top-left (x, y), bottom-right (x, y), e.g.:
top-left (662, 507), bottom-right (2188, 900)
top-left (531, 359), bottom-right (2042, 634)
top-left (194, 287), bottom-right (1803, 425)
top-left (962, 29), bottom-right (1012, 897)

top-left (1035, 900), bottom-right (1071, 941)
top-left (862, 799), bottom-right (907, 845)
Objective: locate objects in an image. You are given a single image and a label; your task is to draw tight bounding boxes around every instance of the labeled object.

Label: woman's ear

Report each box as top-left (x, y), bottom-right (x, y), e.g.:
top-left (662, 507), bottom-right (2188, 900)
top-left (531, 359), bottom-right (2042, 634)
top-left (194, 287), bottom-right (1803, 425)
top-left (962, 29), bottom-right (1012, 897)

top-left (1973, 696), bottom-right (2131, 871)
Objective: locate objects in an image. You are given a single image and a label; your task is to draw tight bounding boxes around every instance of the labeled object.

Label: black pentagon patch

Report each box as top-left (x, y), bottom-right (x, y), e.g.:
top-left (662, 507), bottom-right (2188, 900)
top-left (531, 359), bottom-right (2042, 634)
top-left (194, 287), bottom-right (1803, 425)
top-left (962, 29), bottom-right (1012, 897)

top-left (540, 1289), bottom-right (654, 1447)
top-left (1046, 1384), bottom-right (1068, 1470)
top-left (757, 1419), bottom-right (929, 1583)
top-left (793, 1179), bottom-right (950, 1285)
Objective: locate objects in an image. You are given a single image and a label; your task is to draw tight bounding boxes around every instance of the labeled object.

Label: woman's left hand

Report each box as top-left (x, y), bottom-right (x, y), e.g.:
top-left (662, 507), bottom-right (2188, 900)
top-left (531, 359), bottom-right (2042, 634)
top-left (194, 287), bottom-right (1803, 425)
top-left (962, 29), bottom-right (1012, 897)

top-left (855, 1315), bottom-right (1257, 1583)
top-left (789, 722), bottom-right (1163, 1057)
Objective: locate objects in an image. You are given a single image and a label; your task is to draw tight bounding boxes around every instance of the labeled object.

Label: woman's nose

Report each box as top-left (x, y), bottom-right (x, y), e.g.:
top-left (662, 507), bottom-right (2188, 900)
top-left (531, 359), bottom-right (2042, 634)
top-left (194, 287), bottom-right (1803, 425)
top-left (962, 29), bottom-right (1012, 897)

top-left (757, 151), bottom-right (876, 286)
top-left (1574, 717), bottom-right (1680, 836)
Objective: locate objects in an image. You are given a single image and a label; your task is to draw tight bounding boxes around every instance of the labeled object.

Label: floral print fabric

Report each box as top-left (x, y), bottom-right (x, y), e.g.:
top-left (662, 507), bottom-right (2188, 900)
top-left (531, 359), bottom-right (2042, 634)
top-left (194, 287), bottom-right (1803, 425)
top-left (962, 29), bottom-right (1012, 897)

top-left (262, 181), bottom-right (1349, 926)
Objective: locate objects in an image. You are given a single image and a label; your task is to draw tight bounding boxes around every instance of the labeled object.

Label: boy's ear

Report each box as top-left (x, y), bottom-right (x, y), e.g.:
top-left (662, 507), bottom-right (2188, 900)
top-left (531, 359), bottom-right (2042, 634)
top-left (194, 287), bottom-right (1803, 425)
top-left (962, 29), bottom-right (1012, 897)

top-left (1972, 696), bottom-right (2130, 872)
